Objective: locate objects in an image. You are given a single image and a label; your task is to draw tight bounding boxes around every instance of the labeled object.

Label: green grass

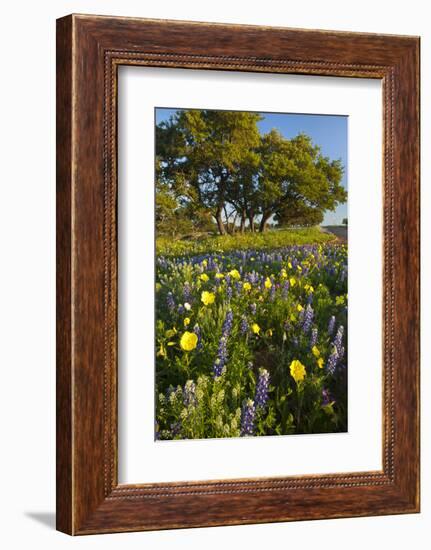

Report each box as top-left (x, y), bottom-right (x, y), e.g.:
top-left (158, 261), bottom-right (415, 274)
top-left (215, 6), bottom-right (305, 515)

top-left (156, 227), bottom-right (334, 257)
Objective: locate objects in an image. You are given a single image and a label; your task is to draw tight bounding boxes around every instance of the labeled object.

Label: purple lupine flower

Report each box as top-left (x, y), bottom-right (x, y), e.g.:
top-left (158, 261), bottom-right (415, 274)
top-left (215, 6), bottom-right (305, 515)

top-left (222, 310), bottom-right (233, 337)
top-left (250, 302), bottom-right (257, 315)
top-left (183, 282), bottom-right (192, 303)
top-left (326, 346), bottom-right (339, 374)
top-left (322, 388), bottom-right (335, 406)
top-left (166, 291), bottom-right (175, 312)
top-left (282, 280), bottom-right (290, 299)
top-left (299, 309), bottom-right (305, 323)
top-left (310, 327), bottom-right (318, 348)
top-left (193, 323), bottom-right (202, 350)
top-left (240, 399), bottom-right (256, 436)
top-left (269, 284), bottom-right (276, 302)
top-left (302, 305), bottom-right (314, 333)
top-left (255, 369), bottom-right (270, 409)
top-left (213, 336), bottom-right (228, 378)
top-left (170, 421), bottom-right (182, 437)
top-left (333, 325), bottom-right (344, 357)
top-left (177, 304), bottom-right (185, 314)
top-left (328, 315), bottom-right (336, 335)
top-left (226, 284), bottom-right (233, 301)
top-left (307, 292), bottom-right (313, 305)
top-left (183, 380), bottom-right (197, 407)
top-left (240, 315), bottom-right (249, 335)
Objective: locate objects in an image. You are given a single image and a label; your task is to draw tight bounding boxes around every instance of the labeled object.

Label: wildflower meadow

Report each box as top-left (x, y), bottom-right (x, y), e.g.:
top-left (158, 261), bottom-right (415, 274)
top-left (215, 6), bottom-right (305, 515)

top-left (155, 232), bottom-right (348, 440)
top-left (154, 107), bottom-right (348, 440)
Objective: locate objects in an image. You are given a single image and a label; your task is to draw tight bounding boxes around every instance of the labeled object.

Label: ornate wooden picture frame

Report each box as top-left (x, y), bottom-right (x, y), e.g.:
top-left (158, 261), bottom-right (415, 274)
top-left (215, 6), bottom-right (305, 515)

top-left (56, 14), bottom-right (420, 535)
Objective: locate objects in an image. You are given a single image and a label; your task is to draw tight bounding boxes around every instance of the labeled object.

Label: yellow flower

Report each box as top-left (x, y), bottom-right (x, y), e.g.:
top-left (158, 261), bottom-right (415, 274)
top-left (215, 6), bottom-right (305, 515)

top-left (180, 331), bottom-right (198, 351)
top-left (155, 282), bottom-right (162, 292)
top-left (290, 277), bottom-right (296, 287)
top-left (243, 282), bottom-right (252, 291)
top-left (184, 317), bottom-right (191, 327)
top-left (229, 269), bottom-right (241, 280)
top-left (290, 359), bottom-right (306, 383)
top-left (288, 262), bottom-right (293, 269)
top-left (312, 346), bottom-right (320, 358)
top-left (252, 323), bottom-right (260, 335)
top-left (264, 277), bottom-right (272, 289)
top-left (304, 284), bottom-right (314, 294)
top-left (297, 265), bottom-right (302, 272)
top-left (297, 304), bottom-right (303, 312)
top-left (290, 313), bottom-right (296, 322)
top-left (201, 291), bottom-right (215, 306)
top-left (200, 273), bottom-right (209, 282)
top-left (317, 357), bottom-right (324, 369)
top-left (281, 269), bottom-right (287, 278)
top-left (215, 273), bottom-right (224, 279)
top-left (266, 329), bottom-right (273, 337)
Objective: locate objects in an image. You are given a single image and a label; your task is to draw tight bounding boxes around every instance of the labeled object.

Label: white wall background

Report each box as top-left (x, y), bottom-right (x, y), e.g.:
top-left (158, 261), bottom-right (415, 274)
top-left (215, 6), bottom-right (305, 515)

top-left (0, 0), bottom-right (427, 548)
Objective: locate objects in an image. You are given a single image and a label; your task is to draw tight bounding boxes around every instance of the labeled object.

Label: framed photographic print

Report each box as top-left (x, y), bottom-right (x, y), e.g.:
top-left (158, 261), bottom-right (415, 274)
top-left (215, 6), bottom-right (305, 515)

top-left (56, 14), bottom-right (420, 535)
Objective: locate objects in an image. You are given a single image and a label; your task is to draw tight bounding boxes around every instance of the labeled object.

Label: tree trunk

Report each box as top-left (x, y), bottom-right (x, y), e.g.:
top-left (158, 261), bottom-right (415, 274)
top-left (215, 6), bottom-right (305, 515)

top-left (248, 210), bottom-right (255, 232)
top-left (259, 213), bottom-right (271, 232)
top-left (215, 208), bottom-right (226, 235)
top-left (239, 210), bottom-right (246, 233)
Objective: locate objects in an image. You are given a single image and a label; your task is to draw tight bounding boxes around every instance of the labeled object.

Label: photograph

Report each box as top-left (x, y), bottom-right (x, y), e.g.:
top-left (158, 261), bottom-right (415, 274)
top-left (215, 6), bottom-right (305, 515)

top-left (154, 107), bottom-right (348, 440)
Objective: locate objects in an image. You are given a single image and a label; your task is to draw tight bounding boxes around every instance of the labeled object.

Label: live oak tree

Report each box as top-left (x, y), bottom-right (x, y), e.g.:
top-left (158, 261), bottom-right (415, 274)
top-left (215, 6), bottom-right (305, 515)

top-left (156, 110), bottom-right (346, 235)
top-left (256, 130), bottom-right (346, 232)
top-left (156, 109), bottom-right (262, 235)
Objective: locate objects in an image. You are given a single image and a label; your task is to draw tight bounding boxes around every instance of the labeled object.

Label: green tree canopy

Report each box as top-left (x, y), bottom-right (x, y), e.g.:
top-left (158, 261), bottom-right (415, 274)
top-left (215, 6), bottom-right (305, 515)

top-left (156, 110), bottom-right (346, 235)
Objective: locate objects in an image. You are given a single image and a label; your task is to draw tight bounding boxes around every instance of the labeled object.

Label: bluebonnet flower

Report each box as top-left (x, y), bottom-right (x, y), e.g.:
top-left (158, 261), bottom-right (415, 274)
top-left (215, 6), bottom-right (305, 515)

top-left (302, 305), bottom-right (314, 333)
top-left (193, 323), bottom-right (202, 350)
top-left (310, 327), bottom-right (318, 348)
top-left (326, 346), bottom-right (339, 374)
top-left (269, 284), bottom-right (276, 301)
top-left (322, 388), bottom-right (334, 406)
top-left (299, 309), bottom-right (305, 323)
top-left (166, 291), bottom-right (175, 312)
top-left (282, 280), bottom-right (290, 299)
top-left (222, 310), bottom-right (233, 337)
top-left (250, 302), bottom-right (257, 315)
top-left (183, 282), bottom-right (192, 303)
top-left (177, 304), bottom-right (185, 314)
top-left (183, 380), bottom-right (197, 407)
top-left (240, 399), bottom-right (256, 436)
top-left (213, 336), bottom-right (227, 378)
top-left (226, 284), bottom-right (233, 301)
top-left (328, 315), bottom-right (336, 335)
top-left (333, 325), bottom-right (344, 358)
top-left (170, 421), bottom-right (182, 437)
top-left (207, 256), bottom-right (216, 271)
top-left (307, 292), bottom-right (313, 305)
top-left (255, 369), bottom-right (270, 409)
top-left (240, 315), bottom-right (249, 335)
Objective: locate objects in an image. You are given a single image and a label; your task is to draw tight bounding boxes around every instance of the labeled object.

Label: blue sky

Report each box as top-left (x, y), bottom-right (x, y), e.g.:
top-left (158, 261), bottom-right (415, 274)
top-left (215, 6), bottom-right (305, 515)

top-left (156, 108), bottom-right (347, 226)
